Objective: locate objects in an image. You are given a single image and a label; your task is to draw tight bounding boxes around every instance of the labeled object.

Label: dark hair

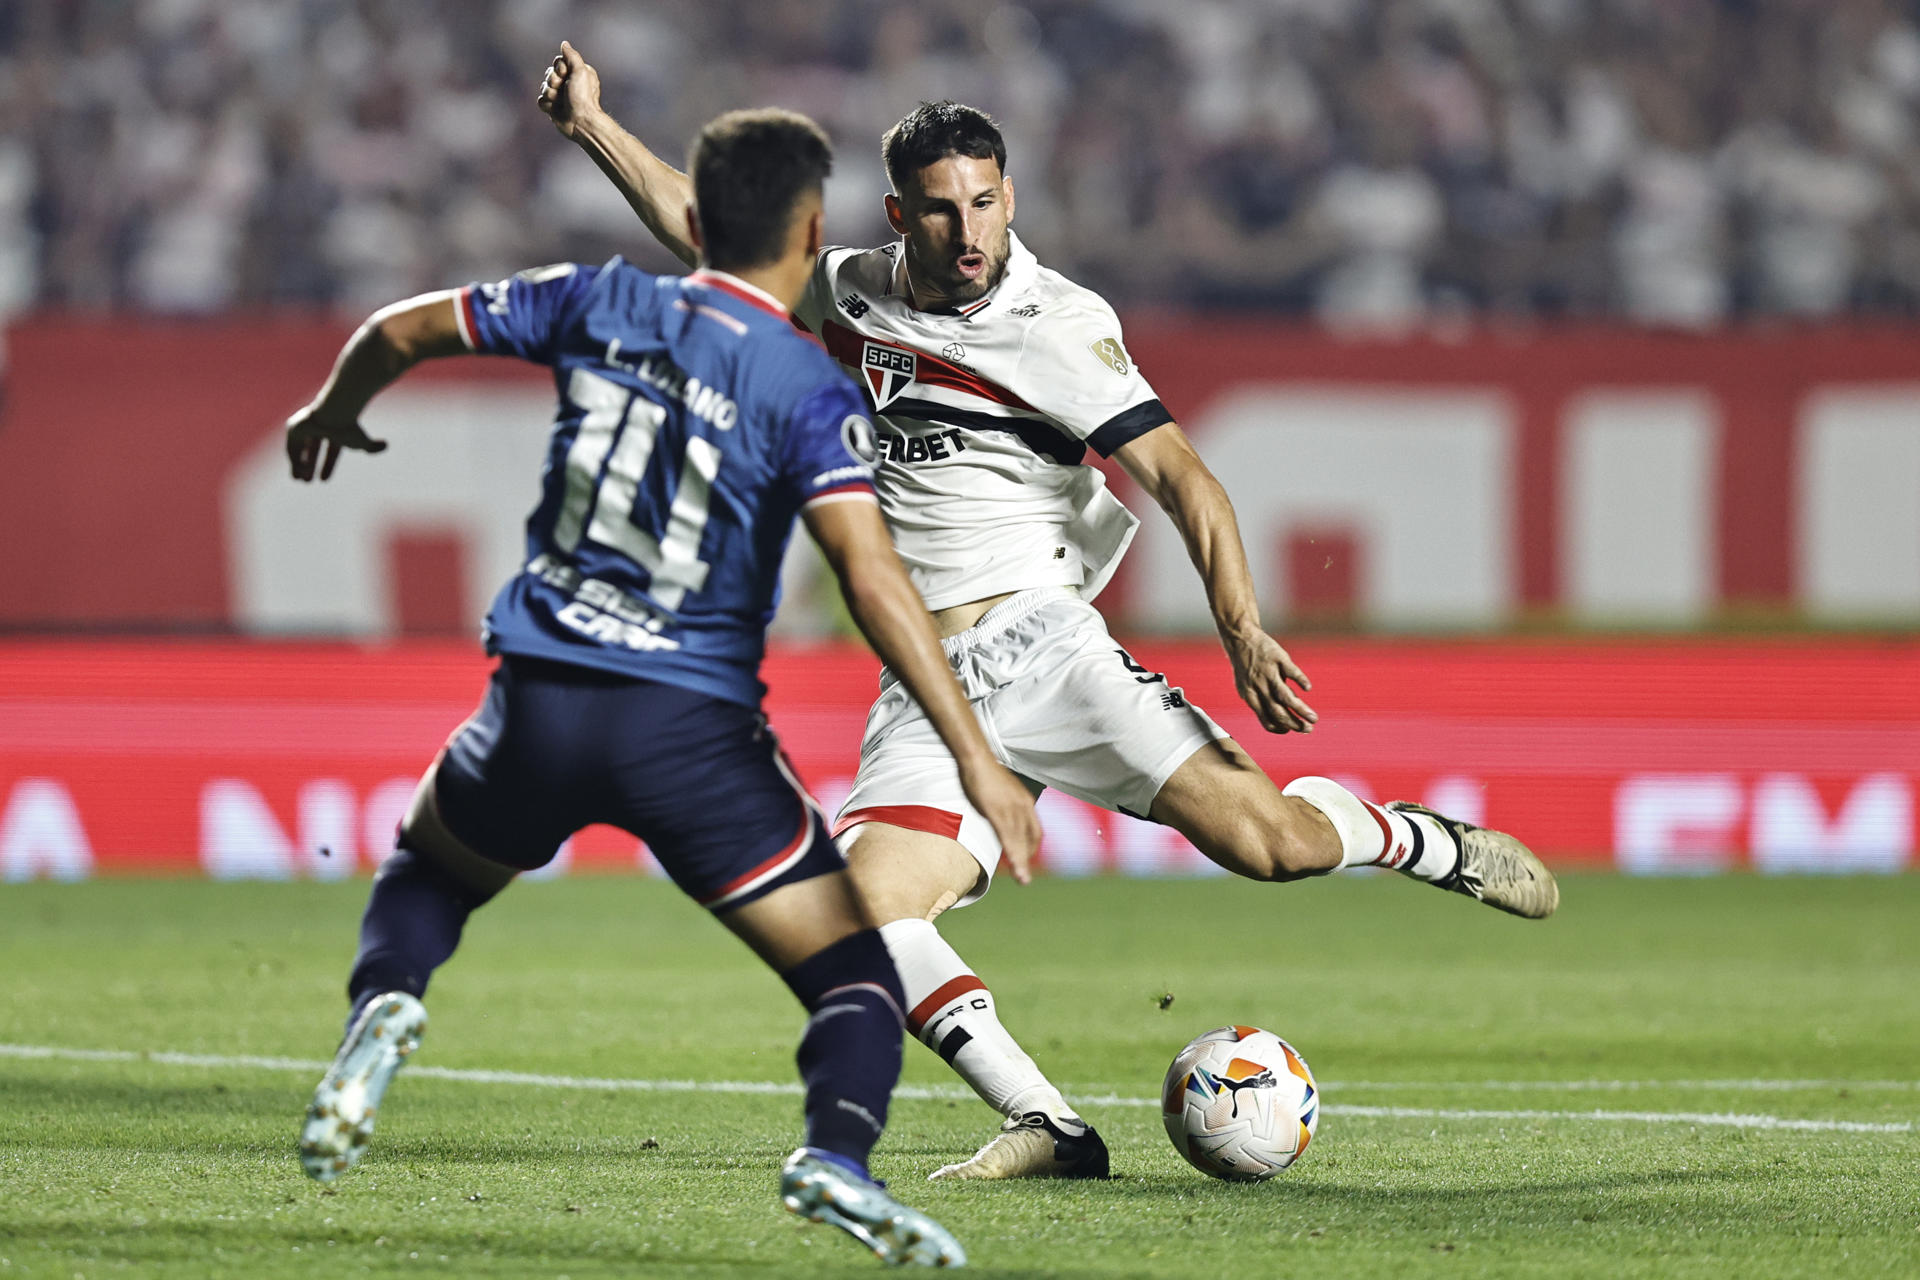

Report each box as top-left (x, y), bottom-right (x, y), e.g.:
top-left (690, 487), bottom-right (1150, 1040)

top-left (688, 109), bottom-right (834, 271)
top-left (881, 101), bottom-right (1007, 190)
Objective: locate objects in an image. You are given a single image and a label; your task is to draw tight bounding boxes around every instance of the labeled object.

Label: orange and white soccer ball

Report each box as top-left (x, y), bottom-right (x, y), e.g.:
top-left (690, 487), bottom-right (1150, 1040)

top-left (1162, 1025), bottom-right (1320, 1181)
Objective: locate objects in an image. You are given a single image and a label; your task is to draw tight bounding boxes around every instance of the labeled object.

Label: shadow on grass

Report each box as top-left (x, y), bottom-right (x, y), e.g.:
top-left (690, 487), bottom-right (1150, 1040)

top-left (1092, 1165), bottom-right (1737, 1204)
top-left (0, 1073), bottom-right (947, 1184)
top-left (0, 1217), bottom-right (1110, 1280)
top-left (0, 1072), bottom-right (700, 1161)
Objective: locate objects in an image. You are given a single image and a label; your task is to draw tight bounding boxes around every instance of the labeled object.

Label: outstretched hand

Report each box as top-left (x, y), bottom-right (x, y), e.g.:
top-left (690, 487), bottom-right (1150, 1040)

top-left (537, 40), bottom-right (602, 138)
top-left (285, 404), bottom-right (387, 482)
top-left (1225, 629), bottom-right (1319, 734)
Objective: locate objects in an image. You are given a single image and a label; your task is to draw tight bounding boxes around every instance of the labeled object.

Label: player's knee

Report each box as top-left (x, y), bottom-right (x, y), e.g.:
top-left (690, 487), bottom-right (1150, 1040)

top-left (843, 827), bottom-right (981, 924)
top-left (393, 813), bottom-right (516, 904)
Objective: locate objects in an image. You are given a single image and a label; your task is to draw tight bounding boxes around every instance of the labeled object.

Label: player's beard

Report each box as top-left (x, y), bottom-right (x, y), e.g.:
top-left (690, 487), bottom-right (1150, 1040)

top-left (910, 227), bottom-right (1011, 306)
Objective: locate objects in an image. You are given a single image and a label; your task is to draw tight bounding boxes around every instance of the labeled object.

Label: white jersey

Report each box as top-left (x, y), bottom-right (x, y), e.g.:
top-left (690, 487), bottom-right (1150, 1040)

top-left (793, 233), bottom-right (1169, 610)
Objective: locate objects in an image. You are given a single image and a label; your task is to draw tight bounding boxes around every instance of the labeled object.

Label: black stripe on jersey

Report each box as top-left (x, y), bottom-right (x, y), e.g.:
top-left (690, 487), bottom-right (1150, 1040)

top-left (886, 396), bottom-right (1087, 466)
top-left (1086, 398), bottom-right (1172, 457)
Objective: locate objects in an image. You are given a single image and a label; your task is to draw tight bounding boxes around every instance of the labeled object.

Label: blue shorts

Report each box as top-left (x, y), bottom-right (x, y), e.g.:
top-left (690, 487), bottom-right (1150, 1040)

top-left (433, 656), bottom-right (844, 911)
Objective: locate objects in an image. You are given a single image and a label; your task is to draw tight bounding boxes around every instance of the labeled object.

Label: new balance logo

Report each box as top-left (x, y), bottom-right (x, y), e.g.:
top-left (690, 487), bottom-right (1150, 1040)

top-left (1160, 690), bottom-right (1187, 711)
top-left (839, 294), bottom-right (870, 319)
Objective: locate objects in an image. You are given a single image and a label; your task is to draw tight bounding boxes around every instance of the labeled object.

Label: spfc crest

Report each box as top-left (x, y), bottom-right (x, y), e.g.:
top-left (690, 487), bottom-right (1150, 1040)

top-left (862, 341), bottom-right (917, 409)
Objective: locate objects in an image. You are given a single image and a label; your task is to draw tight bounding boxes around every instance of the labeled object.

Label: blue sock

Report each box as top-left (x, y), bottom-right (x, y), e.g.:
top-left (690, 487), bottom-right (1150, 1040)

top-left (802, 1147), bottom-right (878, 1186)
top-left (345, 844), bottom-right (501, 1031)
top-left (780, 929), bottom-right (907, 1175)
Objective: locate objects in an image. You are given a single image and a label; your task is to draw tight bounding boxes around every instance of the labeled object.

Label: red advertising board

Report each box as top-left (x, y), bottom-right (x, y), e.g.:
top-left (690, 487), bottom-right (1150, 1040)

top-left (3, 638), bottom-right (1914, 879)
top-left (5, 320), bottom-right (1920, 632)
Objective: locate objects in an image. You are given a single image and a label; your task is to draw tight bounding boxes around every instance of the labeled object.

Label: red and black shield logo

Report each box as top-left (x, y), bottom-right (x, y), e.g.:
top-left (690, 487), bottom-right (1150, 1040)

top-left (862, 342), bottom-right (917, 409)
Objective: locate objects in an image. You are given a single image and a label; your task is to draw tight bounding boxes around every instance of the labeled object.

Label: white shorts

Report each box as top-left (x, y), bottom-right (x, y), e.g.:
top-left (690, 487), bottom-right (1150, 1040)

top-left (833, 587), bottom-right (1227, 906)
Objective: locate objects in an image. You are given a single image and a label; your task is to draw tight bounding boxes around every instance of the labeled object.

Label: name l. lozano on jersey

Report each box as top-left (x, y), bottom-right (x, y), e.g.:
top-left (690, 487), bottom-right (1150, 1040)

top-left (794, 231), bottom-right (1171, 611)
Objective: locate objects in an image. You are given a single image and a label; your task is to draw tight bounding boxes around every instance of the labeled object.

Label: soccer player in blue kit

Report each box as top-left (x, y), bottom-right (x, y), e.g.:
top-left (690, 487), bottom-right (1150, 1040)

top-left (282, 107), bottom-right (1039, 1268)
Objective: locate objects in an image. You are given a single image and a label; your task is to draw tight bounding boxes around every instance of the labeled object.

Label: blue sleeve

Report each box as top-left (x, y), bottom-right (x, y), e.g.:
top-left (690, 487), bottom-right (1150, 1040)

top-left (779, 377), bottom-right (879, 506)
top-left (458, 263), bottom-right (600, 364)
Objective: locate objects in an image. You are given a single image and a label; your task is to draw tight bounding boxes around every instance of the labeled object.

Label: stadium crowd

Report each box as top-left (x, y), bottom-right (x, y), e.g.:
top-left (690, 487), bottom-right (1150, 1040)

top-left (9, 0), bottom-right (1920, 330)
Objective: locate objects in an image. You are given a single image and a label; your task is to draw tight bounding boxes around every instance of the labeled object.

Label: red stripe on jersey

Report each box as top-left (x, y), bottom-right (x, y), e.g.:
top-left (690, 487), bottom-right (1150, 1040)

top-left (833, 803), bottom-right (964, 841)
top-left (698, 806), bottom-right (812, 907)
top-left (802, 480), bottom-right (877, 504)
top-left (907, 975), bottom-right (988, 1036)
top-left (819, 320), bottom-right (1036, 412)
top-left (688, 269), bottom-right (789, 320)
top-left (456, 286), bottom-right (482, 350)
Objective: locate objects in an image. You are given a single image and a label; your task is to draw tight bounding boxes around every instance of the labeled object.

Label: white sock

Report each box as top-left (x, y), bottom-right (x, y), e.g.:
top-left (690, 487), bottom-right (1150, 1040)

top-left (1282, 776), bottom-right (1461, 882)
top-left (877, 918), bottom-right (1082, 1123)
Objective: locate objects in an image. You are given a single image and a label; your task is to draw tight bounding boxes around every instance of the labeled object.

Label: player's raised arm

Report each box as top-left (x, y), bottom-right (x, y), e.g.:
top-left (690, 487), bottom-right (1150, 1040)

top-left (286, 291), bottom-right (467, 482)
top-left (1113, 423), bottom-right (1320, 736)
top-left (804, 498), bottom-right (1042, 881)
top-left (290, 262), bottom-right (599, 483)
top-left (537, 41), bottom-right (698, 269)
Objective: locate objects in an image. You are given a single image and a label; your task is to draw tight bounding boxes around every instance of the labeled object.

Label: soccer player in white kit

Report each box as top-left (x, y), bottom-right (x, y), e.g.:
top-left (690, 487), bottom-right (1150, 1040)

top-left (540, 43), bottom-right (1558, 1180)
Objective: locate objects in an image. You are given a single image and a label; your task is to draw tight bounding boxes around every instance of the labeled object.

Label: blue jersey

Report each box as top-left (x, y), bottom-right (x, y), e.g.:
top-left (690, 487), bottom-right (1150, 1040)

top-left (455, 259), bottom-right (878, 707)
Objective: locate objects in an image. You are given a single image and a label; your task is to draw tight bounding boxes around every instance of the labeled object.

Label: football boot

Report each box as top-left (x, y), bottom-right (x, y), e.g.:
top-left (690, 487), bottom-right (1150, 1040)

top-left (1386, 801), bottom-right (1559, 919)
top-left (780, 1148), bottom-right (966, 1267)
top-left (928, 1111), bottom-right (1111, 1181)
top-left (298, 991), bottom-right (427, 1182)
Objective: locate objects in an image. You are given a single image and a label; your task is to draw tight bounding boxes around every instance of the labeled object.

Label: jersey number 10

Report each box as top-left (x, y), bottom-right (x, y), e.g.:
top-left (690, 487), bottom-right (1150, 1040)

top-left (552, 366), bottom-right (718, 611)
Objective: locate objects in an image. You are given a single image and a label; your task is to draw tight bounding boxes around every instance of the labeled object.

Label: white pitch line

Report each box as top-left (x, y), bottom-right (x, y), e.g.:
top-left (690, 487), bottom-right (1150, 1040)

top-left (1264, 1078), bottom-right (1920, 1094)
top-left (1313, 1104), bottom-right (1910, 1135)
top-left (1, 1043), bottom-right (1911, 1135)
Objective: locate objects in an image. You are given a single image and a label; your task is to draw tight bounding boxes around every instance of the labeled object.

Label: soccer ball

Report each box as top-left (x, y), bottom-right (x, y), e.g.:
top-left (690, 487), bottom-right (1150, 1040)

top-left (1161, 1025), bottom-right (1319, 1181)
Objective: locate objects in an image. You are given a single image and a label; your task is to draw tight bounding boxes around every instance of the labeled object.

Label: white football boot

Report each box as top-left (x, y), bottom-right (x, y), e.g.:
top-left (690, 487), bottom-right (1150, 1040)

top-left (298, 991), bottom-right (427, 1183)
top-left (780, 1149), bottom-right (966, 1267)
top-left (1386, 801), bottom-right (1560, 919)
top-left (928, 1111), bottom-right (1110, 1181)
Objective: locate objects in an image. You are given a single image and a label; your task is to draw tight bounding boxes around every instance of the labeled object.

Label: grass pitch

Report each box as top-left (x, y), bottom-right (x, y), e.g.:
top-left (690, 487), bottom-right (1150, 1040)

top-left (1, 873), bottom-right (1915, 1278)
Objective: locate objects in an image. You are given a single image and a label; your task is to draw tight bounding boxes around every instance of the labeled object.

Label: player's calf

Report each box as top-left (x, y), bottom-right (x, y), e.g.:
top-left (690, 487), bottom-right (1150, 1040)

top-left (1191, 807), bottom-right (1336, 882)
top-left (879, 916), bottom-right (1108, 1179)
top-left (1147, 742), bottom-right (1343, 882)
top-left (780, 928), bottom-right (909, 1176)
top-left (346, 840), bottom-right (506, 1024)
